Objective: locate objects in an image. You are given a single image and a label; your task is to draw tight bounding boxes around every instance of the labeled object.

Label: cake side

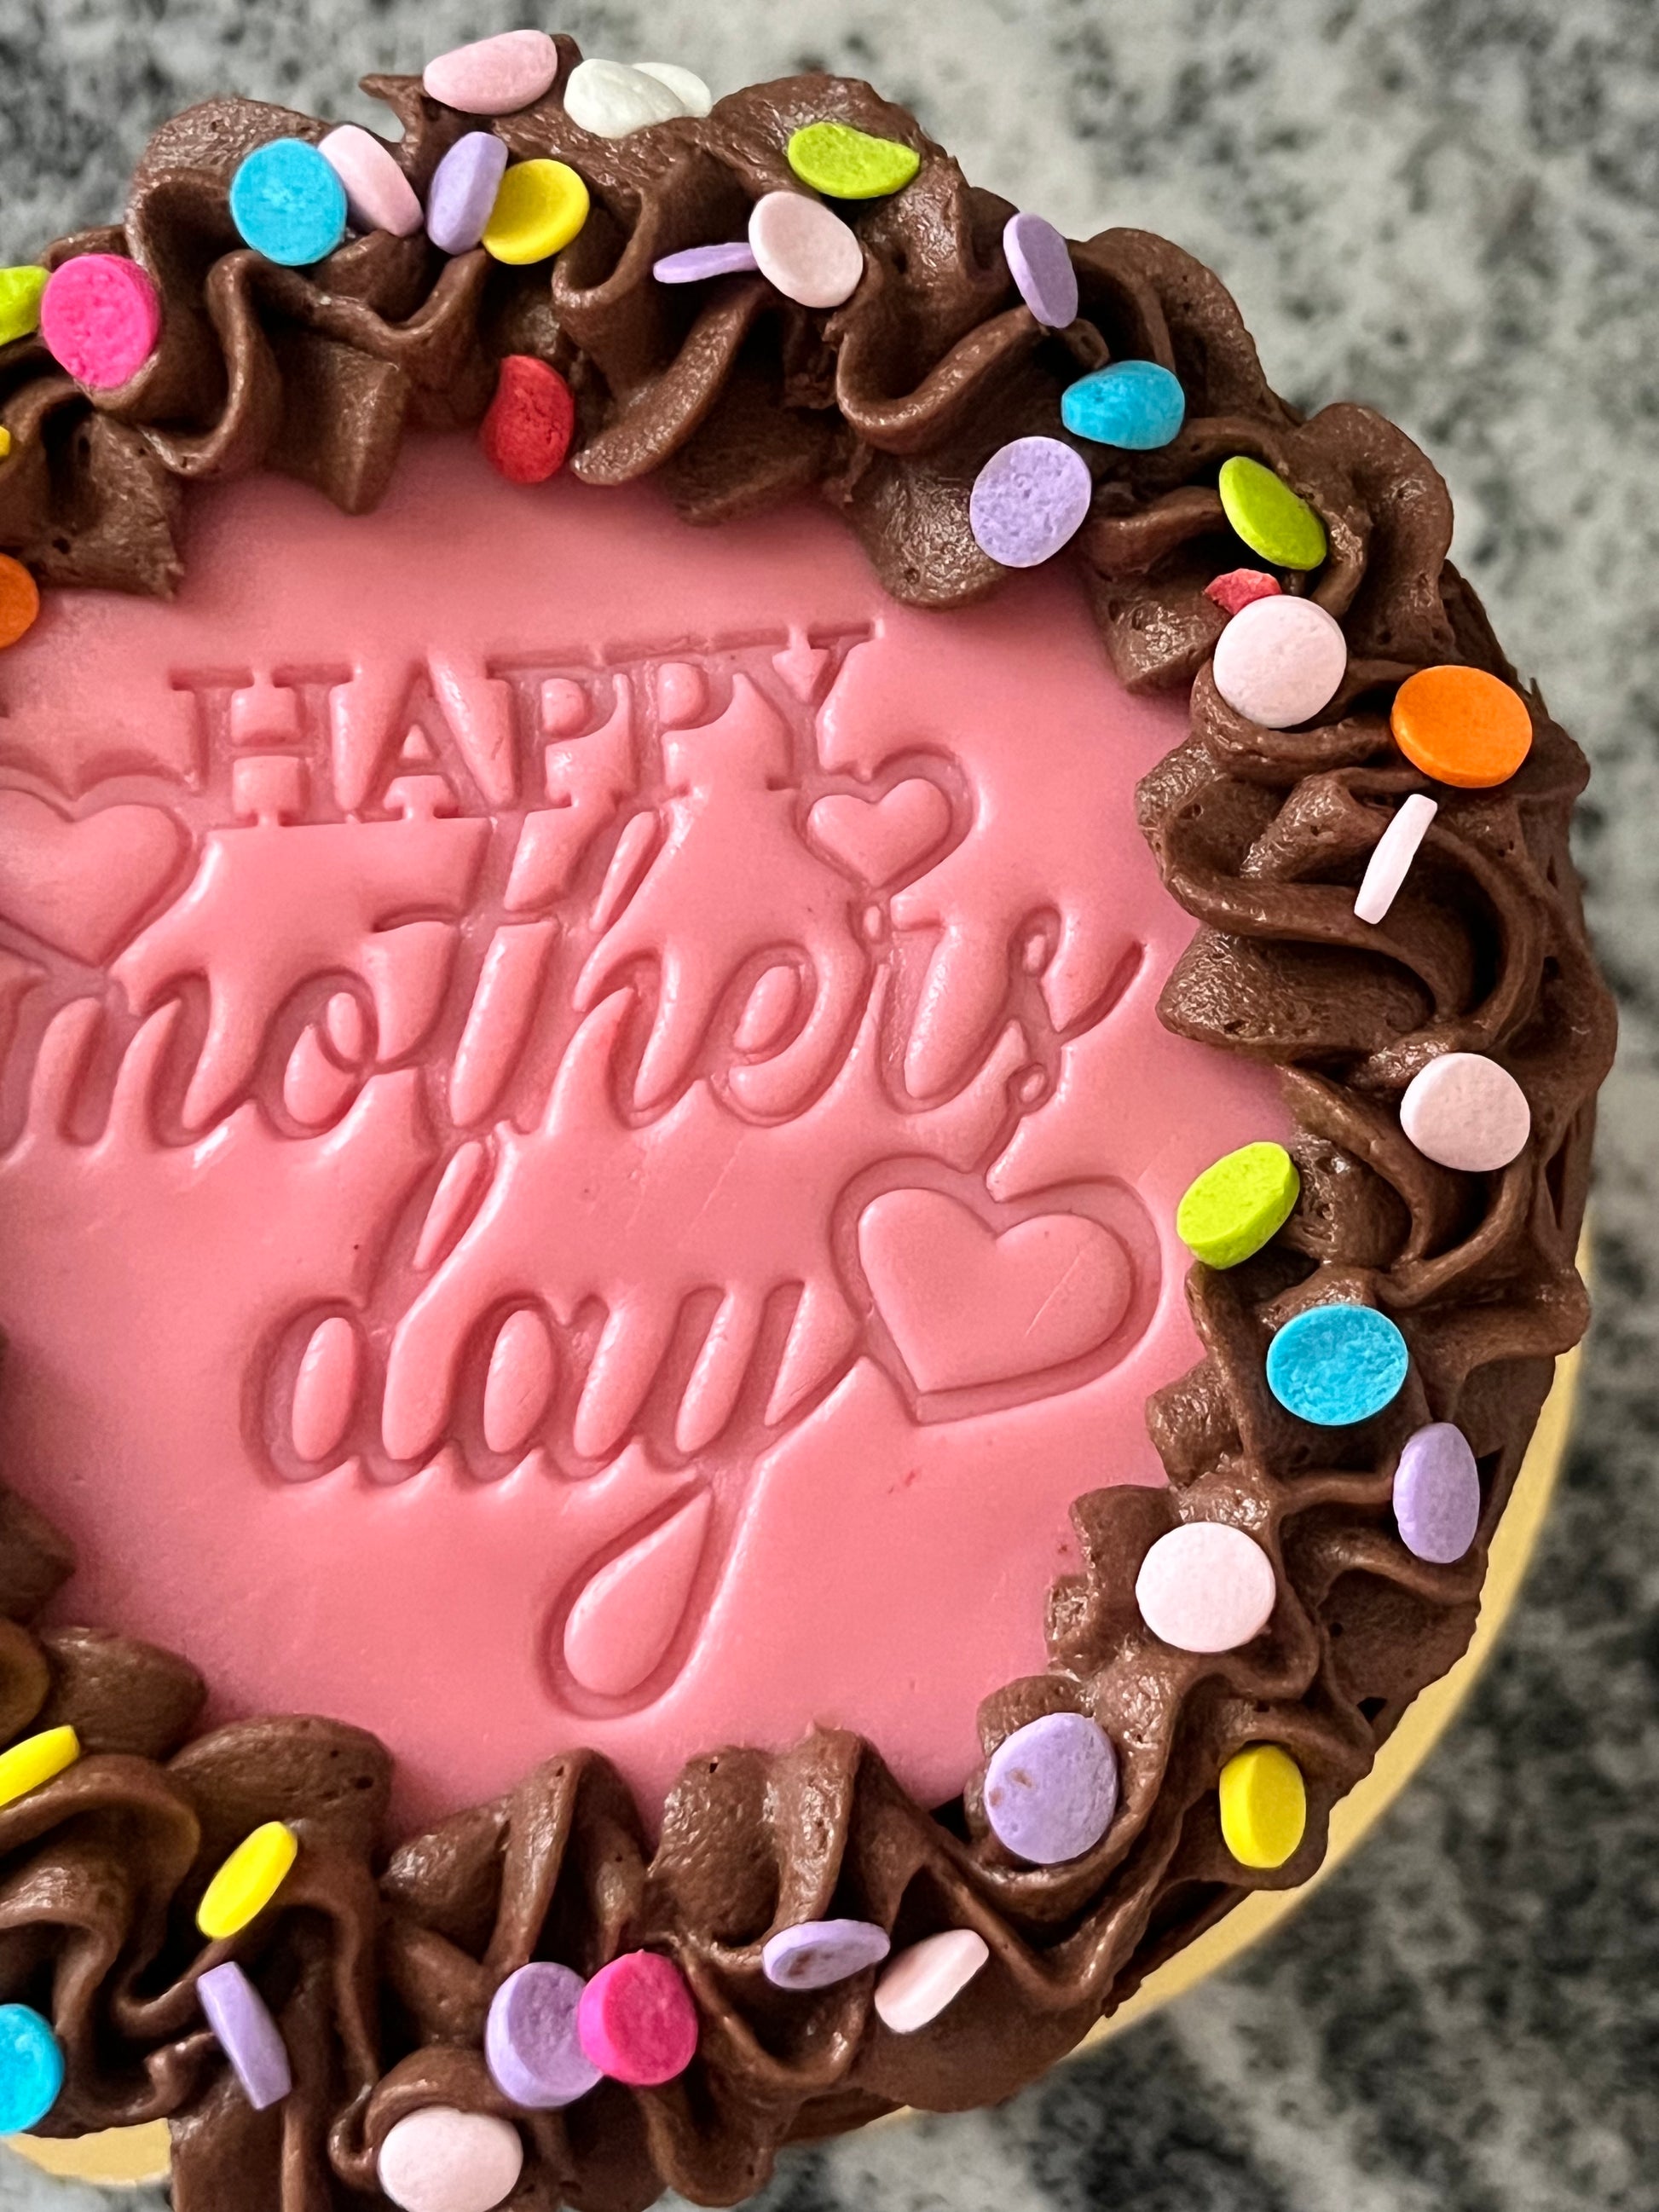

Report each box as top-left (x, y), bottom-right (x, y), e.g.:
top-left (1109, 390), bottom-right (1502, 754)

top-left (0, 43), bottom-right (1616, 2212)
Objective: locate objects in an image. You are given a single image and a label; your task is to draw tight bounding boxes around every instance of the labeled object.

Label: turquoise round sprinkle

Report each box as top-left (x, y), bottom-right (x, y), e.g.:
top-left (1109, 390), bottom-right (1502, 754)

top-left (230, 139), bottom-right (348, 268)
top-left (1060, 360), bottom-right (1186, 450)
top-left (0, 2004), bottom-right (64, 2134)
top-left (1265, 1303), bottom-right (1409, 1427)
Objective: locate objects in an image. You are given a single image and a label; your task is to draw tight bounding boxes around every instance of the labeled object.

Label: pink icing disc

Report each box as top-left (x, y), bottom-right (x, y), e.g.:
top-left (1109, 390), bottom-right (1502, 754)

top-left (318, 125), bottom-right (425, 240)
top-left (1135, 1522), bottom-right (1278, 1653)
top-left (0, 438), bottom-right (1284, 1829)
top-left (576, 1952), bottom-right (697, 2085)
top-left (39, 253), bottom-right (161, 391)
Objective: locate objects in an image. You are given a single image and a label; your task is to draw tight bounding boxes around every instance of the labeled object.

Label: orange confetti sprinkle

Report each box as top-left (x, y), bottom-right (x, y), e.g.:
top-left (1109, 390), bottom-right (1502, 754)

top-left (0, 554), bottom-right (38, 650)
top-left (1390, 664), bottom-right (1532, 789)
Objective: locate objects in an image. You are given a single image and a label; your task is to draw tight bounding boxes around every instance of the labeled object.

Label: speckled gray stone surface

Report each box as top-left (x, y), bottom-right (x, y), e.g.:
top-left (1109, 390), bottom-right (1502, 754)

top-left (0, 1), bottom-right (1653, 2207)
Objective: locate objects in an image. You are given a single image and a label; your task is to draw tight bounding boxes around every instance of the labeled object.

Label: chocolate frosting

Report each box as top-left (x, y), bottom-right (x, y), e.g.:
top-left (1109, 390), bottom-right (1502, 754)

top-left (0, 53), bottom-right (1616, 2212)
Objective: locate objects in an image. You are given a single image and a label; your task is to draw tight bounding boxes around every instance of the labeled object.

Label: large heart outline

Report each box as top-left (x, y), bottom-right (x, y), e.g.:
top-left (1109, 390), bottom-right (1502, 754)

top-left (857, 1186), bottom-right (1137, 1396)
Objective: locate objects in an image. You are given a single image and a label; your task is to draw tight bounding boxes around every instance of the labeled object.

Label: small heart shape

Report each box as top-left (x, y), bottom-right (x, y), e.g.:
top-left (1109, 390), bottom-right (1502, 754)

top-left (858, 1189), bottom-right (1134, 1395)
top-left (0, 790), bottom-right (183, 964)
top-left (806, 778), bottom-right (950, 886)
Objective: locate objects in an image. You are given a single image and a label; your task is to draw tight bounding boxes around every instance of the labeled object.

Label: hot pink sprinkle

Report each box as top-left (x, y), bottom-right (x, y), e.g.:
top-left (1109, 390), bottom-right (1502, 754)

top-left (1205, 568), bottom-right (1283, 616)
top-left (575, 1951), bottom-right (697, 2087)
top-left (40, 254), bottom-right (162, 392)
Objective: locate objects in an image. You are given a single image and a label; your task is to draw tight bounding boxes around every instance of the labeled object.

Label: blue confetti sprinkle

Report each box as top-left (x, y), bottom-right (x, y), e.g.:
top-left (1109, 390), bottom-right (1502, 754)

top-left (0, 2004), bottom-right (64, 2134)
top-left (1060, 360), bottom-right (1186, 450)
top-left (230, 139), bottom-right (348, 269)
top-left (1265, 1302), bottom-right (1409, 1427)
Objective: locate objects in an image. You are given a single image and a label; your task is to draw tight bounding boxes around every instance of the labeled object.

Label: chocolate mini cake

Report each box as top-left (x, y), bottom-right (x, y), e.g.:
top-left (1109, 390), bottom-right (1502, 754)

top-left (0, 30), bottom-right (1615, 2212)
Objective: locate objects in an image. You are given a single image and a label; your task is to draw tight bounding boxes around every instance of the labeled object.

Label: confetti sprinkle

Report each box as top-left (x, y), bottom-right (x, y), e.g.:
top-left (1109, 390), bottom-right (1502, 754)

top-left (485, 1963), bottom-right (601, 2110)
top-left (0, 2005), bottom-right (63, 2134)
top-left (1218, 1744), bottom-right (1306, 1869)
top-left (0, 553), bottom-right (41, 650)
top-left (229, 139), bottom-right (347, 268)
top-left (984, 1711), bottom-right (1118, 1865)
top-left (0, 1724), bottom-right (79, 1810)
top-left (378, 2107), bottom-right (524, 2212)
top-left (788, 118), bottom-right (921, 199)
top-left (1265, 1304), bottom-right (1409, 1427)
top-left (197, 1821), bottom-right (298, 1940)
top-left (1003, 211), bottom-right (1078, 328)
top-left (1136, 1523), bottom-right (1278, 1653)
top-left (0, 265), bottom-right (48, 347)
top-left (762, 1920), bottom-right (891, 1990)
top-left (425, 134), bottom-right (510, 256)
top-left (1218, 454), bottom-right (1327, 570)
top-left (481, 159), bottom-right (590, 264)
top-left (1205, 567), bottom-right (1282, 615)
top-left (873, 1929), bottom-right (990, 2032)
top-left (1176, 1141), bottom-right (1300, 1269)
top-left (749, 189), bottom-right (864, 309)
top-left (654, 240), bottom-right (760, 283)
top-left (1354, 791), bottom-right (1437, 925)
top-left (576, 1951), bottom-right (698, 2086)
top-left (199, 1962), bottom-right (292, 2111)
top-left (1399, 1052), bottom-right (1531, 1172)
top-left (1390, 663), bottom-right (1533, 788)
top-left (1393, 1423), bottom-right (1482, 1563)
top-left (969, 436), bottom-right (1093, 567)
top-left (318, 124), bottom-right (423, 240)
top-left (1061, 360), bottom-right (1185, 449)
top-left (478, 355), bottom-right (575, 483)
top-left (39, 252), bottom-right (161, 389)
top-left (564, 58), bottom-right (686, 138)
top-left (633, 62), bottom-right (713, 117)
top-left (423, 30), bottom-right (561, 117)
top-left (1211, 592), bottom-right (1347, 729)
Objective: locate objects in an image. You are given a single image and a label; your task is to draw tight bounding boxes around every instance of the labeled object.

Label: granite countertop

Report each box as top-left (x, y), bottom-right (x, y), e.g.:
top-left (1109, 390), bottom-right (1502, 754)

top-left (0, 1), bottom-right (1654, 2207)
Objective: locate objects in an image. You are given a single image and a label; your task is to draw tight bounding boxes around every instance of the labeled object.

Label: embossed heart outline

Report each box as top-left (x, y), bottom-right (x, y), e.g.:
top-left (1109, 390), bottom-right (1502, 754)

top-left (0, 783), bottom-right (187, 966)
top-left (834, 1164), bottom-right (1165, 1424)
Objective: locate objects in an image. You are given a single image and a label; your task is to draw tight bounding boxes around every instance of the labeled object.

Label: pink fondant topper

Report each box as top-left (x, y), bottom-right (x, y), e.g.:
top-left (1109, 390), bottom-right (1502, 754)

top-left (0, 439), bottom-right (1281, 1826)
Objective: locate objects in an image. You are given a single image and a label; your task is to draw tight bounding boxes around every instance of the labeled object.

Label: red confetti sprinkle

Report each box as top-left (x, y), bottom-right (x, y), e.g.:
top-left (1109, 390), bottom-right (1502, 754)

top-left (1205, 568), bottom-right (1283, 616)
top-left (479, 355), bottom-right (575, 485)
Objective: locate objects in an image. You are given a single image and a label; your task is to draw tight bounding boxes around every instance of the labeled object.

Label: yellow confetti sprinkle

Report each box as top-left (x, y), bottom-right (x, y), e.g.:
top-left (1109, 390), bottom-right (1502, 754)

top-left (0, 1725), bottom-right (81, 1811)
top-left (1218, 1743), bottom-right (1306, 1869)
top-left (482, 159), bottom-right (590, 265)
top-left (197, 1821), bottom-right (298, 1940)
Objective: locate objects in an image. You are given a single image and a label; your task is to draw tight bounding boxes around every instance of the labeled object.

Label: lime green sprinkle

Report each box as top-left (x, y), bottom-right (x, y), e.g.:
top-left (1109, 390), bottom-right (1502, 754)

top-left (1176, 1141), bottom-right (1300, 1269)
top-left (0, 267), bottom-right (48, 349)
top-left (787, 120), bottom-right (921, 201)
top-left (1217, 455), bottom-right (1327, 572)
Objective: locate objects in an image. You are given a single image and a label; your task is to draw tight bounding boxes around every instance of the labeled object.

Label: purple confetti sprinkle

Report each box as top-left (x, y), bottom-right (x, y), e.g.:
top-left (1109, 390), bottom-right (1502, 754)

top-left (1393, 1423), bottom-right (1482, 1563)
top-left (654, 240), bottom-right (761, 284)
top-left (199, 1963), bottom-right (292, 2112)
top-left (969, 436), bottom-right (1094, 569)
top-left (761, 1919), bottom-right (892, 1991)
top-left (1003, 211), bottom-right (1078, 329)
top-left (485, 1962), bottom-right (602, 2111)
top-left (426, 131), bottom-right (510, 256)
top-left (984, 1711), bottom-right (1118, 1865)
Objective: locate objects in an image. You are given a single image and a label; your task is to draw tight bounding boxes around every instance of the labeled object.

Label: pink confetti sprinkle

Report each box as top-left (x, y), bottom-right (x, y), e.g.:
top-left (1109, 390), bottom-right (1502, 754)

top-left (1205, 568), bottom-right (1283, 616)
top-left (1135, 1522), bottom-right (1277, 1653)
top-left (40, 254), bottom-right (161, 392)
top-left (576, 1951), bottom-right (697, 2086)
